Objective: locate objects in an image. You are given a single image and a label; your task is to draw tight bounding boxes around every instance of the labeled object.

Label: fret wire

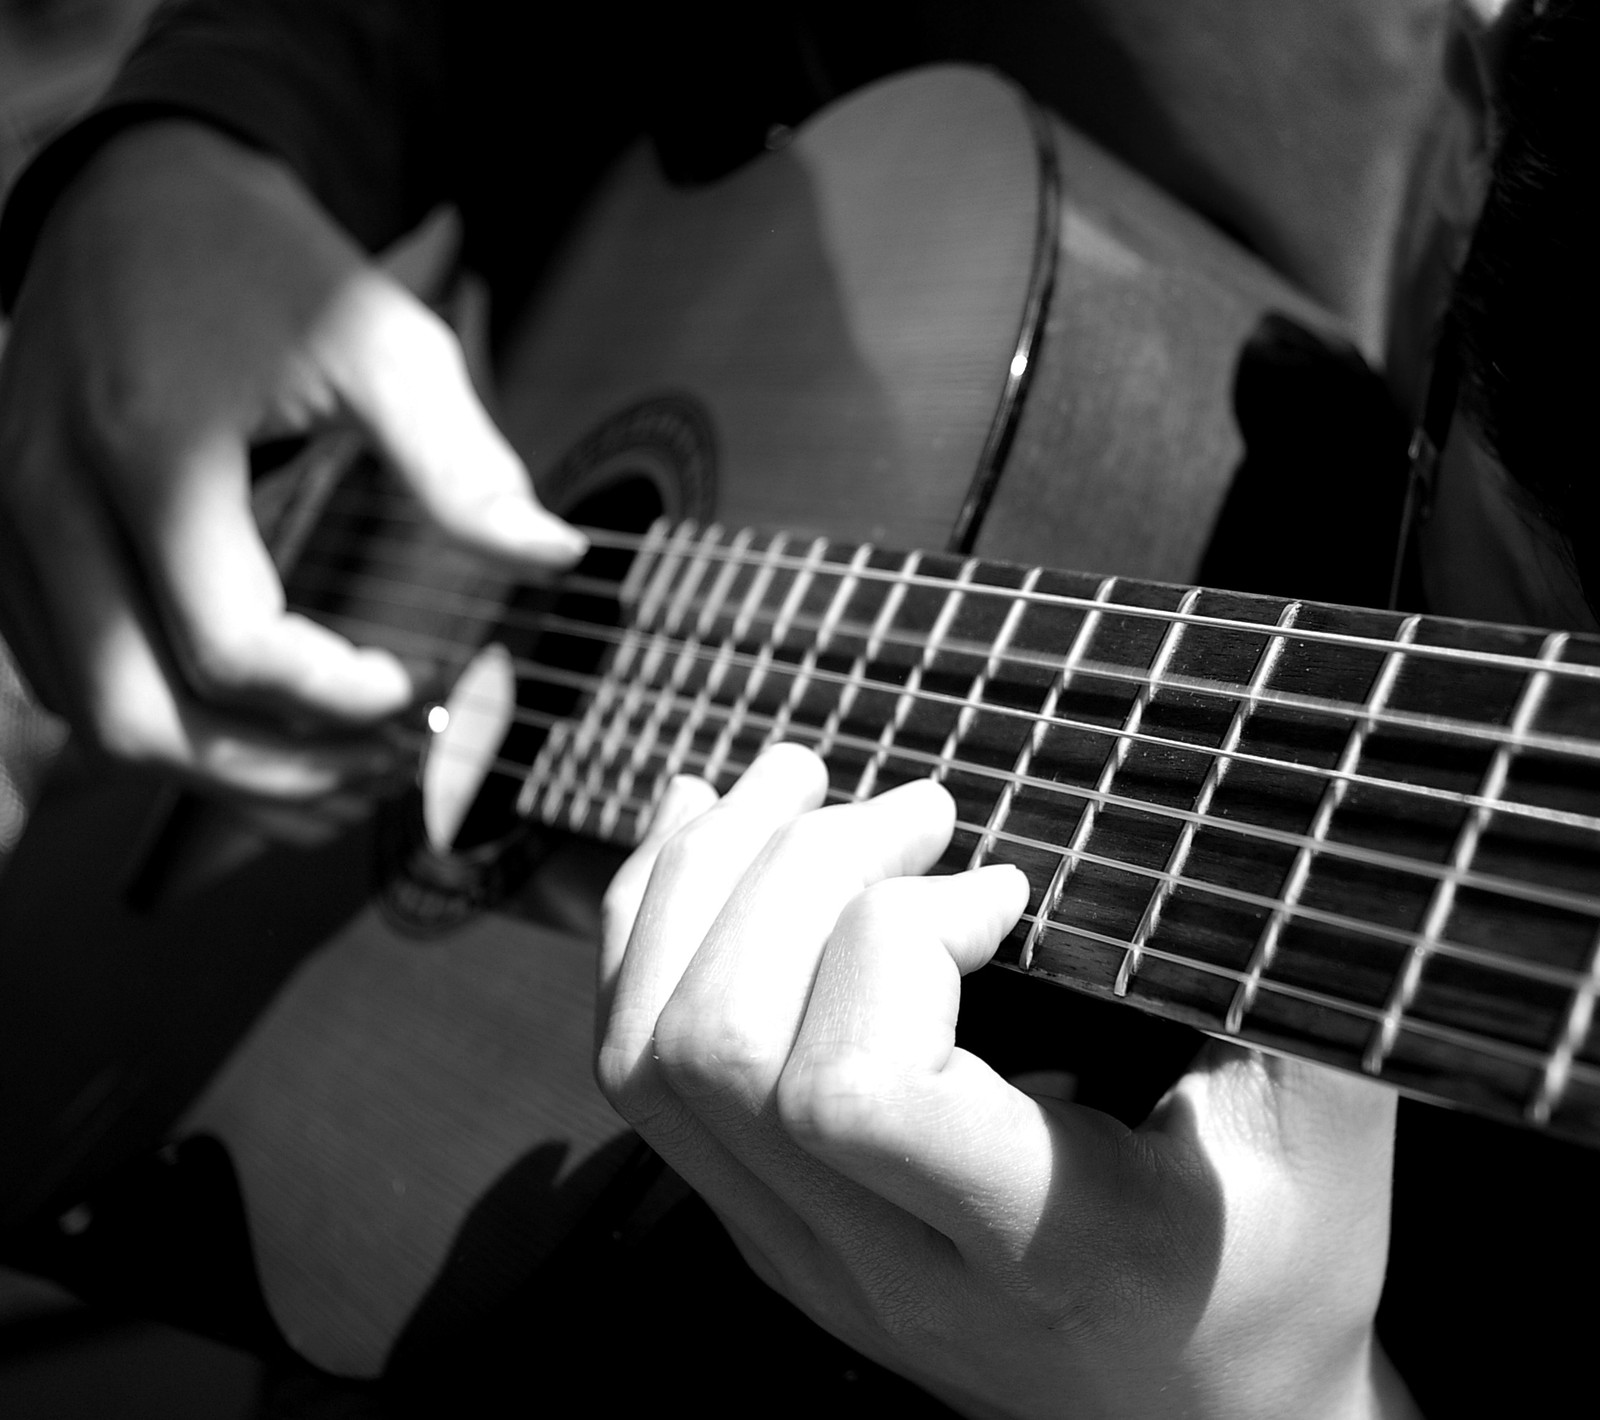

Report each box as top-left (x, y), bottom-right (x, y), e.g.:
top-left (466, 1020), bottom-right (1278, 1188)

top-left (858, 559), bottom-right (975, 801)
top-left (819, 549), bottom-right (917, 784)
top-left (572, 524), bottom-right (1600, 683)
top-left (660, 528), bottom-right (764, 788)
top-left (1529, 919), bottom-right (1600, 1124)
top-left (1364, 630), bottom-right (1570, 1076)
top-left (1111, 589), bottom-right (1204, 997)
top-left (547, 520), bottom-right (687, 826)
top-left (437, 699), bottom-right (1598, 996)
top-left (313, 499), bottom-right (1600, 685)
top-left (939, 569), bottom-right (1035, 791)
top-left (1227, 614), bottom-right (1422, 1035)
top-left (606, 524), bottom-right (743, 838)
top-left (500, 729), bottom-right (1600, 1090)
top-left (571, 520), bottom-right (696, 822)
top-left (597, 522), bottom-right (725, 837)
top-left (1014, 575), bottom-right (1114, 967)
top-left (962, 568), bottom-right (1046, 871)
top-left (618, 516), bottom-right (669, 607)
top-left (762, 541), bottom-right (866, 751)
top-left (1138, 600), bottom-right (1301, 1015)
top-left (322, 603), bottom-right (1600, 923)
top-left (290, 550), bottom-right (1600, 773)
top-left (702, 532), bottom-right (794, 786)
top-left (732, 533), bottom-right (823, 764)
top-left (1014, 907), bottom-right (1596, 1082)
top-left (574, 522), bottom-right (720, 831)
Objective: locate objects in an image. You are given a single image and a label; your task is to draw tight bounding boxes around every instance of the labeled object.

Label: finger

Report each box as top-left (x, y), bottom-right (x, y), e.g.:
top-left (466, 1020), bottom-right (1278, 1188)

top-left (321, 275), bottom-right (587, 567)
top-left (594, 748), bottom-right (841, 1283)
top-left (597, 773), bottom-right (719, 1026)
top-left (651, 775), bottom-right (957, 1133)
top-left (111, 427), bottom-right (416, 724)
top-left (785, 865), bottom-right (1028, 1082)
top-left (598, 742), bottom-right (829, 1106)
top-left (10, 451), bottom-right (404, 800)
top-left (772, 865), bottom-right (1124, 1262)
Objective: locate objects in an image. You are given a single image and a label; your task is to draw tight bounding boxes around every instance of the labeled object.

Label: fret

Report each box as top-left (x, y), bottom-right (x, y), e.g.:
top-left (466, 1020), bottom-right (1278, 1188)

top-left (1221, 613), bottom-right (1423, 1034)
top-left (1363, 630), bottom-right (1571, 1076)
top-left (533, 519), bottom-right (689, 824)
top-left (815, 550), bottom-right (919, 782)
top-left (1530, 921), bottom-right (1600, 1125)
top-left (857, 560), bottom-right (975, 800)
top-left (946, 566), bottom-right (1042, 812)
top-left (571, 523), bottom-right (722, 831)
top-left (998, 575), bottom-right (1113, 965)
top-left (700, 532), bottom-right (796, 787)
top-left (1097, 587), bottom-right (1203, 997)
top-left (1129, 600), bottom-right (1302, 1012)
top-left (602, 526), bottom-right (752, 837)
top-left (1012, 576), bottom-right (1125, 967)
top-left (616, 517), bottom-right (669, 610)
top-left (702, 532), bottom-right (817, 785)
top-left (1011, 575), bottom-right (1152, 965)
top-left (764, 542), bottom-right (871, 749)
top-left (656, 528), bottom-right (765, 789)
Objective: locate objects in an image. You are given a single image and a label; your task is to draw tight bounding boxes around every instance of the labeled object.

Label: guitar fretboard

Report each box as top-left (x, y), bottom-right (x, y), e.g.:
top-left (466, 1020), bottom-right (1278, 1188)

top-left (513, 520), bottom-right (1600, 1145)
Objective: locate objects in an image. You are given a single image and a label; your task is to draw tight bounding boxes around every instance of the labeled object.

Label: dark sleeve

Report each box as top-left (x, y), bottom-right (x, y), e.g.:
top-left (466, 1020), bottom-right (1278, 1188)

top-left (0, 1), bottom-right (878, 318)
top-left (0, 0), bottom-right (451, 309)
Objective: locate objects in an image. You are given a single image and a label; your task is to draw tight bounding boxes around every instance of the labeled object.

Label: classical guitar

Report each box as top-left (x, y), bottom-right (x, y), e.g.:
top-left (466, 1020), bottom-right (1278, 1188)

top-left (2, 67), bottom-right (1597, 1376)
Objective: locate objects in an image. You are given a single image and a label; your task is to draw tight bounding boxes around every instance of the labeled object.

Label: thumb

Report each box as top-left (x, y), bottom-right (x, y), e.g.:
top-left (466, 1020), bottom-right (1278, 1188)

top-left (320, 272), bottom-right (588, 566)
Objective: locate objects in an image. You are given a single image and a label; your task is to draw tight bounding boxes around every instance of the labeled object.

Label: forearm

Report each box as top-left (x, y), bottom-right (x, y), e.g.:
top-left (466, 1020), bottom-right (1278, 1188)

top-left (1, 0), bottom-right (452, 309)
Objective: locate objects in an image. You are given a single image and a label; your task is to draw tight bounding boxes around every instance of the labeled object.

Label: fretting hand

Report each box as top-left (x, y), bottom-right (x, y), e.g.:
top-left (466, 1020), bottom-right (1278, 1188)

top-left (0, 120), bottom-right (584, 820)
top-left (596, 743), bottom-right (1421, 1420)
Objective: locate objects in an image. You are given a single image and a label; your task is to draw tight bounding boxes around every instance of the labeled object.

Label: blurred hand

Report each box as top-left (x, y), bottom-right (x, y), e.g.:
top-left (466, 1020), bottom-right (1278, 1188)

top-left (597, 744), bottom-right (1420, 1420)
top-left (0, 119), bottom-right (584, 816)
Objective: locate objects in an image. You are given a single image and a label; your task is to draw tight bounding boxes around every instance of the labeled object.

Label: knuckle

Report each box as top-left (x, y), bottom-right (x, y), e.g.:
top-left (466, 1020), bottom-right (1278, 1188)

top-left (767, 809), bottom-right (843, 865)
top-left (652, 999), bottom-right (769, 1105)
top-left (87, 696), bottom-right (169, 768)
top-left (182, 623), bottom-right (264, 698)
top-left (651, 806), bottom-right (741, 875)
top-left (776, 1051), bottom-right (891, 1155)
top-left (593, 1039), bottom-right (660, 1124)
top-left (838, 878), bottom-right (917, 938)
top-left (389, 300), bottom-right (465, 374)
top-left (78, 367), bottom-right (178, 470)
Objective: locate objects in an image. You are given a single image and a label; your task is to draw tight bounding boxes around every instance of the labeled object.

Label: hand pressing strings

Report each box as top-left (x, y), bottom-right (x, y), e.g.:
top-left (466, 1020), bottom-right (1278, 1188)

top-left (596, 743), bottom-right (1420, 1420)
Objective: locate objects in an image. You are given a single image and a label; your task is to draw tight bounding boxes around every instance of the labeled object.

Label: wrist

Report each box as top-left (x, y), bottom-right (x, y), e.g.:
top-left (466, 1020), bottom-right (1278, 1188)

top-left (2, 108), bottom-right (273, 312)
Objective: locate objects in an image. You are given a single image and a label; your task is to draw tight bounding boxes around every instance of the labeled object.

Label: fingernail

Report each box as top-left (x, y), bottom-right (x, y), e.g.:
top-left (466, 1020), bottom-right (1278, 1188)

top-left (489, 495), bottom-right (588, 560)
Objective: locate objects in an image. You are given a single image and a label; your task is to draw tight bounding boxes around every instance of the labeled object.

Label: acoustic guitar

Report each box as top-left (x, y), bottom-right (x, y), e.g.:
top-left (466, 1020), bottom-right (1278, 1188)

top-left (2, 67), bottom-right (1597, 1378)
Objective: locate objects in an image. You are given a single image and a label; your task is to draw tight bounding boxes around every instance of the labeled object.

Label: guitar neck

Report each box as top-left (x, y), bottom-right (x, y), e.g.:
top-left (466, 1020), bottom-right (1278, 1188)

top-left (515, 518), bottom-right (1600, 1146)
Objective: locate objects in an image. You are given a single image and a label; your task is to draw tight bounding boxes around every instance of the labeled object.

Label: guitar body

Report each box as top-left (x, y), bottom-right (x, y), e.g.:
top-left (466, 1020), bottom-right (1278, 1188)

top-left (0, 68), bottom-right (1336, 1374)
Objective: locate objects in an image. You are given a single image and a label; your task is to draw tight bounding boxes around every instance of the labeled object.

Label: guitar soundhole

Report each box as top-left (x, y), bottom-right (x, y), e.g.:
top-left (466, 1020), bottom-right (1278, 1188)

top-left (378, 474), bottom-right (668, 935)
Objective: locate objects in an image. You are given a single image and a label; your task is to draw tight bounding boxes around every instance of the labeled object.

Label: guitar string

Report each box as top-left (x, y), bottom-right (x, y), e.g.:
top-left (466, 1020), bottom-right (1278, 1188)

top-left (284, 546), bottom-right (1600, 844)
top-left (415, 716), bottom-right (1600, 996)
top-left (339, 598), bottom-right (1600, 925)
top-left (304, 490), bottom-right (1600, 685)
top-left (285, 535), bottom-right (1600, 767)
top-left (411, 720), bottom-right (1600, 1089)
